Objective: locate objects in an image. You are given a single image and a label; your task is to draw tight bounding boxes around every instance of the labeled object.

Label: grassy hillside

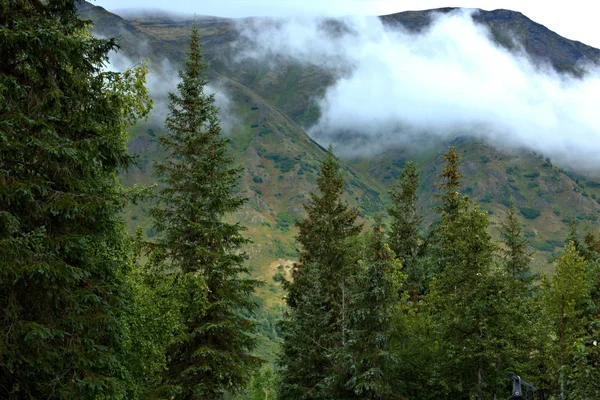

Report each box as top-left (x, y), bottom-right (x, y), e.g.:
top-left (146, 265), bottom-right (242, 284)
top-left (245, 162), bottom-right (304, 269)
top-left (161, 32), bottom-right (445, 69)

top-left (80, 2), bottom-right (600, 306)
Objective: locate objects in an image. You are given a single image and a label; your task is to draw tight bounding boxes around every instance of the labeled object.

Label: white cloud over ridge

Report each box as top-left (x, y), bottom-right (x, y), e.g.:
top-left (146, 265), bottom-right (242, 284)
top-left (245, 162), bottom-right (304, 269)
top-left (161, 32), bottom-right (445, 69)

top-left (106, 51), bottom-right (235, 134)
top-left (238, 10), bottom-right (600, 171)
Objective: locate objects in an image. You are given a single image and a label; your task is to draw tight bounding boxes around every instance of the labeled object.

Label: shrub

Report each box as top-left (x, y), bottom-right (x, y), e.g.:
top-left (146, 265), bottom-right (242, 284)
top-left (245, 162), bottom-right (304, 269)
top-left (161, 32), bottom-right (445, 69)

top-left (524, 171), bottom-right (541, 179)
top-left (520, 207), bottom-right (541, 220)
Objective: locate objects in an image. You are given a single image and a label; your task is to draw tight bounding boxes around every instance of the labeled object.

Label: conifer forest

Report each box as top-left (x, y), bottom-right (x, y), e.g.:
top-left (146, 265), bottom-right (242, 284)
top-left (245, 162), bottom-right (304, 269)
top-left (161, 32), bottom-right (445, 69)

top-left (1, 1), bottom-right (599, 399)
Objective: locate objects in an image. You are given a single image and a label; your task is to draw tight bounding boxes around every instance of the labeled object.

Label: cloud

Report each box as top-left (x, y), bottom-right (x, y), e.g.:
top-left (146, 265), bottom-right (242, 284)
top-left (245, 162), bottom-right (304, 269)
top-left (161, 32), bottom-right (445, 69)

top-left (106, 50), bottom-right (236, 134)
top-left (237, 9), bottom-right (600, 171)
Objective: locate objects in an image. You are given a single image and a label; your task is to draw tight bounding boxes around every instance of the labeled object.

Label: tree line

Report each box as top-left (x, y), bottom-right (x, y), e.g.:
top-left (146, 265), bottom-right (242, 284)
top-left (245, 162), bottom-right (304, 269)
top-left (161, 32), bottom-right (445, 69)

top-left (1, 2), bottom-right (599, 399)
top-left (274, 144), bottom-right (600, 400)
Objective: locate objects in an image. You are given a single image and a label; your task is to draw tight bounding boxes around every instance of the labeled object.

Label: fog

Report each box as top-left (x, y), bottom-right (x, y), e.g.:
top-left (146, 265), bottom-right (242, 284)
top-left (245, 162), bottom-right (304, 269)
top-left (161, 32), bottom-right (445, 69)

top-left (238, 9), bottom-right (600, 170)
top-left (106, 50), bottom-right (235, 134)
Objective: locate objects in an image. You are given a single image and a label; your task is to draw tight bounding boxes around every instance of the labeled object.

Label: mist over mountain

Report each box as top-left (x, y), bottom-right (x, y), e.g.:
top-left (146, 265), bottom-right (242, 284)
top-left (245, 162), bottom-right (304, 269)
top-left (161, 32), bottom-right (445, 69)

top-left (85, 1), bottom-right (600, 170)
top-left (79, 1), bottom-right (600, 276)
top-left (235, 9), bottom-right (600, 170)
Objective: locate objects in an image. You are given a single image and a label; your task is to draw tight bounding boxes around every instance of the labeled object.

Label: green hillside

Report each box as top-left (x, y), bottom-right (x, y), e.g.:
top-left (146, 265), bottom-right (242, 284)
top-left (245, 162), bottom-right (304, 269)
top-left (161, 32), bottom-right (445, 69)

top-left (79, 2), bottom-right (600, 301)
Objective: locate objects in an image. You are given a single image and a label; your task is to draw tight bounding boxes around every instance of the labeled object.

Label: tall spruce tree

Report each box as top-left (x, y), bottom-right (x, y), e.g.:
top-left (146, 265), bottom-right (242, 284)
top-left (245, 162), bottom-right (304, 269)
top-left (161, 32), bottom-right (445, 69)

top-left (278, 147), bottom-right (362, 400)
top-left (499, 202), bottom-right (535, 290)
top-left (0, 0), bottom-right (151, 397)
top-left (428, 196), bottom-right (516, 399)
top-left (498, 202), bottom-right (542, 392)
top-left (573, 229), bottom-right (600, 399)
top-left (388, 162), bottom-right (423, 295)
top-left (424, 147), bottom-right (464, 282)
top-left (347, 216), bottom-right (405, 399)
top-left (541, 242), bottom-right (591, 400)
top-left (435, 147), bottom-right (463, 219)
top-left (149, 26), bottom-right (261, 398)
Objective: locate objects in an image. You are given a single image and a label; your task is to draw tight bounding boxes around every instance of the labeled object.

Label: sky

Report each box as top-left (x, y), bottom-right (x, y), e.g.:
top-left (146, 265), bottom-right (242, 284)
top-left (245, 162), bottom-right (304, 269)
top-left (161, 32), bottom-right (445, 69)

top-left (94, 0), bottom-right (600, 48)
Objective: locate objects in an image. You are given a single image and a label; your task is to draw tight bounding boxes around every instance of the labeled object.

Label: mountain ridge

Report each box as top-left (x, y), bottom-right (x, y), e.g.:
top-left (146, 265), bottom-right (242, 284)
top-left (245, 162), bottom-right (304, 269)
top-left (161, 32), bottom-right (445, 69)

top-left (79, 2), bottom-right (600, 303)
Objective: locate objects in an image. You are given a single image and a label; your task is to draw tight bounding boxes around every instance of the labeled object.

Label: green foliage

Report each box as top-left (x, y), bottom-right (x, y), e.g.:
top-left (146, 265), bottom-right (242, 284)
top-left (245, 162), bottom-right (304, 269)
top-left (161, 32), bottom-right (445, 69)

top-left (524, 171), bottom-right (541, 179)
top-left (271, 238), bottom-right (298, 258)
top-left (0, 1), bottom-right (151, 397)
top-left (275, 211), bottom-right (298, 232)
top-left (123, 231), bottom-right (184, 397)
top-left (359, 189), bottom-right (383, 216)
top-left (428, 196), bottom-right (518, 399)
top-left (520, 207), bottom-right (541, 220)
top-left (264, 153), bottom-right (296, 173)
top-left (500, 202), bottom-right (534, 286)
top-left (346, 217), bottom-right (405, 398)
top-left (388, 161), bottom-right (424, 295)
top-left (435, 147), bottom-right (463, 219)
top-left (540, 242), bottom-right (591, 399)
top-left (480, 193), bottom-right (493, 203)
top-left (278, 147), bottom-right (362, 399)
top-left (148, 26), bottom-right (262, 398)
top-left (234, 365), bottom-right (278, 400)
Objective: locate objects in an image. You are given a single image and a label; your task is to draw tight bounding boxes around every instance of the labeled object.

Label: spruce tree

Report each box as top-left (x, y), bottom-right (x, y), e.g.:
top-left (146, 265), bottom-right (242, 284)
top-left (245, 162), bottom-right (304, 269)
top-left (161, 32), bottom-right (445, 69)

top-left (428, 196), bottom-right (515, 399)
top-left (424, 147), bottom-right (464, 282)
top-left (0, 0), bottom-right (151, 397)
top-left (498, 202), bottom-right (542, 392)
top-left (541, 242), bottom-right (591, 400)
top-left (435, 147), bottom-right (463, 219)
top-left (347, 216), bottom-right (405, 399)
top-left (566, 219), bottom-right (585, 255)
top-left (278, 147), bottom-right (362, 400)
top-left (499, 202), bottom-right (535, 290)
top-left (388, 162), bottom-right (423, 295)
top-left (149, 26), bottom-right (261, 398)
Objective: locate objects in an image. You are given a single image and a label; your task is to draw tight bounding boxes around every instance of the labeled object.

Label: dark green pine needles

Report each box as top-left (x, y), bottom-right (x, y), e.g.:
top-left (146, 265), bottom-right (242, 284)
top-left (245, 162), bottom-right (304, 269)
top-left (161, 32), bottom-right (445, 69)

top-left (149, 25), bottom-right (262, 399)
top-left (278, 147), bottom-right (362, 399)
top-left (0, 0), bottom-right (151, 397)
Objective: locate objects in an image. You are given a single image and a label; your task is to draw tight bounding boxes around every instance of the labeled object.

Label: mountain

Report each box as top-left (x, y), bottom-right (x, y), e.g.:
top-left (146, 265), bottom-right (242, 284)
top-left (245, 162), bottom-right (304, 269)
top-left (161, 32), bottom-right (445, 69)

top-left (382, 8), bottom-right (600, 75)
top-left (78, 3), bottom-right (600, 323)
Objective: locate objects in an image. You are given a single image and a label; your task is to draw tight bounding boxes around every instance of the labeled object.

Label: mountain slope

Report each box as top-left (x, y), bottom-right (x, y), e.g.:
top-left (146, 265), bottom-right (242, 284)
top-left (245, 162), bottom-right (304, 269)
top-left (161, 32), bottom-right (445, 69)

top-left (81, 2), bottom-right (600, 277)
top-left (382, 8), bottom-right (600, 75)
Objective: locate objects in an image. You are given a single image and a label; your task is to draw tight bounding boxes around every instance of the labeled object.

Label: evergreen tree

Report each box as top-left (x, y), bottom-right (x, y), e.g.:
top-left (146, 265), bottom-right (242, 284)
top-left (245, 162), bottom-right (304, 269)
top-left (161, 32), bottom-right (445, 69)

top-left (0, 1), bottom-right (151, 398)
top-left (428, 196), bottom-right (515, 399)
top-left (424, 147), bottom-right (464, 282)
top-left (388, 162), bottom-right (424, 295)
top-left (566, 219), bottom-right (585, 255)
top-left (541, 242), bottom-right (591, 400)
top-left (278, 147), bottom-right (362, 400)
top-left (499, 202), bottom-right (535, 290)
top-left (435, 147), bottom-right (463, 219)
top-left (572, 229), bottom-right (600, 399)
top-left (149, 26), bottom-right (261, 398)
top-left (498, 202), bottom-right (543, 394)
top-left (347, 216), bottom-right (405, 399)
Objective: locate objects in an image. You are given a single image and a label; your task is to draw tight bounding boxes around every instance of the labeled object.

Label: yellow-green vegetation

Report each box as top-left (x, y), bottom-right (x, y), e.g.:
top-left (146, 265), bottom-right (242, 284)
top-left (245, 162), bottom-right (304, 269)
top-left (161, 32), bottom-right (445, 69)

top-left (78, 2), bottom-right (600, 387)
top-left (76, 0), bottom-right (600, 299)
top-left (4, 3), bottom-right (600, 398)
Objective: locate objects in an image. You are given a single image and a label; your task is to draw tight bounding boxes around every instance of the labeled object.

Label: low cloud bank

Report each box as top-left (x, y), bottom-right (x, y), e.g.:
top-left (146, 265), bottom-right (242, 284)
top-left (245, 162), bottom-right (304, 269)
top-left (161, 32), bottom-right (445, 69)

top-left (238, 10), bottom-right (600, 170)
top-left (106, 51), bottom-right (235, 134)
